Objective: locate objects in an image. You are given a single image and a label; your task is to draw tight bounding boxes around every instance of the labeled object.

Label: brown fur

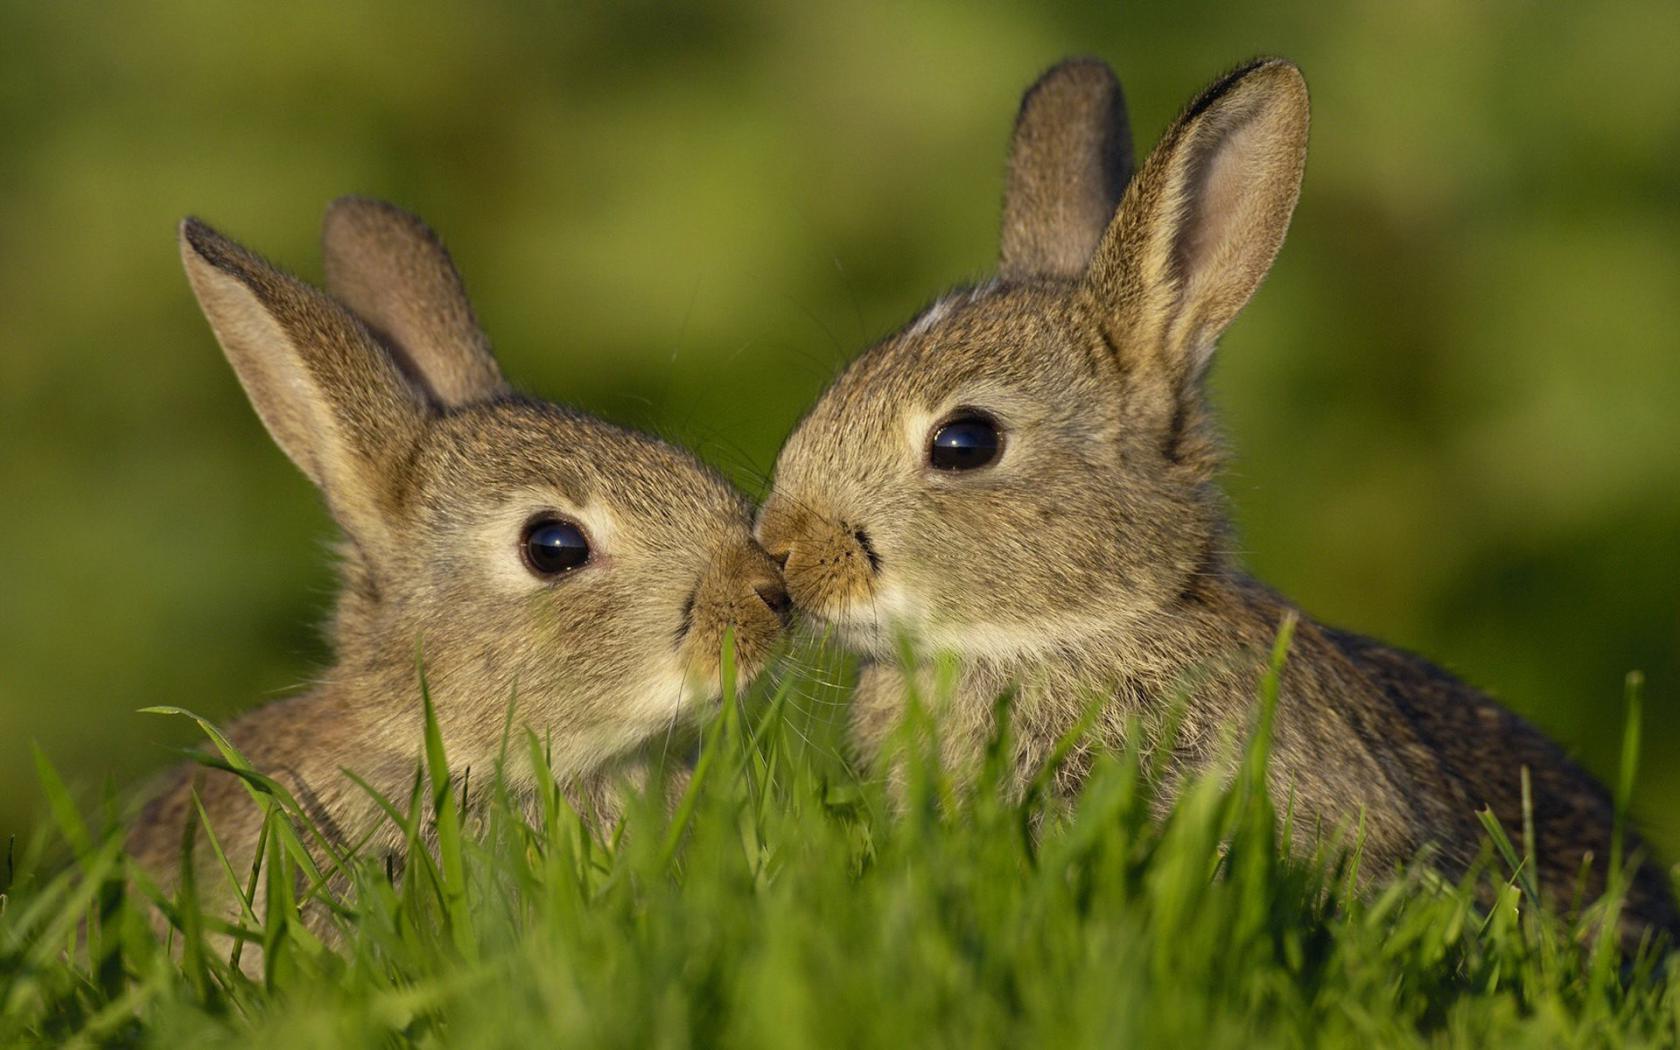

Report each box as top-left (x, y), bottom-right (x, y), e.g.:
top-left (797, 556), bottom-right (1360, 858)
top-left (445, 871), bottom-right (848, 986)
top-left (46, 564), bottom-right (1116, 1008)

top-left (999, 57), bottom-right (1134, 281)
top-left (131, 201), bottom-right (786, 956)
top-left (757, 58), bottom-right (1678, 948)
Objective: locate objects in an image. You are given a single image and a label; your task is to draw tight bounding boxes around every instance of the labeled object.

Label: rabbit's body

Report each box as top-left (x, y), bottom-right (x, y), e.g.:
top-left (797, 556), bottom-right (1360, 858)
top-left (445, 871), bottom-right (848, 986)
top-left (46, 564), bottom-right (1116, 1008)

top-left (758, 58), bottom-right (1678, 945)
top-left (130, 201), bottom-right (784, 952)
top-left (132, 680), bottom-right (689, 933)
top-left (850, 571), bottom-right (1677, 933)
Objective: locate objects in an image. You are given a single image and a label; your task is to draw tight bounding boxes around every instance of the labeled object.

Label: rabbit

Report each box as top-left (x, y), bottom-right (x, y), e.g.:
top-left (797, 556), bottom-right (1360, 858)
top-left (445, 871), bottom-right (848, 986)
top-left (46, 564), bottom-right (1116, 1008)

top-left (128, 198), bottom-right (789, 948)
top-left (755, 57), bottom-right (1679, 948)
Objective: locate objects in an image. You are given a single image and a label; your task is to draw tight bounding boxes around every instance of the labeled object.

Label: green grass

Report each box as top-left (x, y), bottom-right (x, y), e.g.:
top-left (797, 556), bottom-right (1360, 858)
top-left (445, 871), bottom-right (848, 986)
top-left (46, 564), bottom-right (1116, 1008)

top-left (2, 632), bottom-right (1676, 1048)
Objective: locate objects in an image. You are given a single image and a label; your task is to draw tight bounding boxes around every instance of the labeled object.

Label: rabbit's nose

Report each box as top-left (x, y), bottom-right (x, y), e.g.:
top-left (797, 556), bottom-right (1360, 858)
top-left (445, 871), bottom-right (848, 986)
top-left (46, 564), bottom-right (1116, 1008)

top-left (754, 497), bottom-right (798, 565)
top-left (757, 524), bottom-right (792, 569)
top-left (754, 578), bottom-right (792, 627)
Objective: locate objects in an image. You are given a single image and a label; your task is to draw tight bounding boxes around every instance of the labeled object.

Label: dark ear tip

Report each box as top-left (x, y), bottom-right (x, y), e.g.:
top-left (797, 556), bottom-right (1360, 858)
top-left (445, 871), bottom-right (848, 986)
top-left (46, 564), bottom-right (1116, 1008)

top-left (322, 195), bottom-right (437, 251)
top-left (1182, 57), bottom-right (1307, 126)
top-left (1243, 57), bottom-right (1307, 91)
top-left (178, 216), bottom-right (236, 269)
top-left (1228, 57), bottom-right (1307, 97)
top-left (1236, 59), bottom-right (1309, 122)
top-left (179, 216), bottom-right (211, 251)
top-left (326, 194), bottom-right (395, 222)
top-left (1022, 55), bottom-right (1121, 106)
top-left (1035, 56), bottom-right (1117, 85)
top-left (178, 218), bottom-right (280, 293)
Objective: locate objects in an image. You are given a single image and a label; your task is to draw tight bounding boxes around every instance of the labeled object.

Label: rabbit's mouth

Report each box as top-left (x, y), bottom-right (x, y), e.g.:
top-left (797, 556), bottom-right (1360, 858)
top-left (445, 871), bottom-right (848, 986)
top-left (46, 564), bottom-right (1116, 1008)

top-left (787, 580), bottom-right (925, 661)
top-left (671, 536), bottom-right (788, 690)
top-left (756, 500), bottom-right (885, 640)
top-left (678, 638), bottom-right (776, 703)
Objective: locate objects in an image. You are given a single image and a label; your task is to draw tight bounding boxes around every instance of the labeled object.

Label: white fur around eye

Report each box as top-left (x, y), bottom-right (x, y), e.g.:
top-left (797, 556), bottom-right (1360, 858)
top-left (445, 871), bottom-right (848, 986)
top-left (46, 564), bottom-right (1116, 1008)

top-left (902, 408), bottom-right (939, 464)
top-left (908, 386), bottom-right (1026, 469)
top-left (475, 489), bottom-right (620, 592)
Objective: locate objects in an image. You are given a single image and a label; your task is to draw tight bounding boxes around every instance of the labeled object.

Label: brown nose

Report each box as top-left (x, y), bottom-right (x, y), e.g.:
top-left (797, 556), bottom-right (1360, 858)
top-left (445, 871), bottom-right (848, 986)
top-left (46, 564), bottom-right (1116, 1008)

top-left (757, 523), bottom-right (792, 570)
top-left (754, 577), bottom-right (792, 627)
top-left (755, 497), bottom-right (798, 568)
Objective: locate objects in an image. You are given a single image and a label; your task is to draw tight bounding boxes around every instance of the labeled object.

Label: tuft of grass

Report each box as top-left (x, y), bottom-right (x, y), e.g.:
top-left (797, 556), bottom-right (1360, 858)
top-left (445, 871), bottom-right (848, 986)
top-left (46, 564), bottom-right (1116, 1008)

top-left (1, 634), bottom-right (1675, 1048)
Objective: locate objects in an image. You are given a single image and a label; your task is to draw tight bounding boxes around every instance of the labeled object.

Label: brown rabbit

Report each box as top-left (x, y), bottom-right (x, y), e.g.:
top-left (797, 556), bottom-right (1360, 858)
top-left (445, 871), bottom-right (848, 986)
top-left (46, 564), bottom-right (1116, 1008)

top-left (756, 58), bottom-right (1677, 947)
top-left (130, 199), bottom-right (788, 944)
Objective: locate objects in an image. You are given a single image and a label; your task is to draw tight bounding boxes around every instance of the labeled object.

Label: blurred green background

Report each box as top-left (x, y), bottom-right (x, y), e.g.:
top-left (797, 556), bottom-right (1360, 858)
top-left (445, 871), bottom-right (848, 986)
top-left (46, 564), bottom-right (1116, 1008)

top-left (2, 1), bottom-right (1676, 856)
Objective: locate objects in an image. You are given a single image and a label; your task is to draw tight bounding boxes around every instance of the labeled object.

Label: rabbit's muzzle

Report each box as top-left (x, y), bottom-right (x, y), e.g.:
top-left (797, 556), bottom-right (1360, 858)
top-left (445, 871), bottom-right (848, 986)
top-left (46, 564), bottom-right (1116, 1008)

top-left (681, 540), bottom-right (788, 682)
top-left (755, 496), bottom-right (879, 629)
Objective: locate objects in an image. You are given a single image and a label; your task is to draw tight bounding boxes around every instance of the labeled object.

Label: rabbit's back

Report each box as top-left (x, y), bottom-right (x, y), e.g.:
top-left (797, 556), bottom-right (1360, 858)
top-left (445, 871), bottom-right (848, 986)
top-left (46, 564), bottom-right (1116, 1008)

top-left (1328, 627), bottom-right (1680, 942)
top-left (844, 573), bottom-right (1679, 946)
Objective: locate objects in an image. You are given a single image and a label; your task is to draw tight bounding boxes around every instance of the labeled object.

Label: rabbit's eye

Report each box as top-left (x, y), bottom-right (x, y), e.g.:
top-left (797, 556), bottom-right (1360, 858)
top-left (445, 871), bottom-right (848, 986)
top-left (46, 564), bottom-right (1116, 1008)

top-left (929, 413), bottom-right (1002, 471)
top-left (522, 518), bottom-right (590, 577)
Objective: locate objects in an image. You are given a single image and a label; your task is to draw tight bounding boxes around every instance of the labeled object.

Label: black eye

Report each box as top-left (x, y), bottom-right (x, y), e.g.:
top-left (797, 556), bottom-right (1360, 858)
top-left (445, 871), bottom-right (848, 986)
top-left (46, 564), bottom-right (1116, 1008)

top-left (929, 413), bottom-right (1002, 471)
top-left (522, 518), bottom-right (590, 577)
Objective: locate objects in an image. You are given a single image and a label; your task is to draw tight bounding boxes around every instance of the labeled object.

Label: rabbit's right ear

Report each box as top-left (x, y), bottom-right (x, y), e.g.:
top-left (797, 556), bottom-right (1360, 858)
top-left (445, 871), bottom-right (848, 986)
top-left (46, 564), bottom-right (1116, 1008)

top-left (321, 197), bottom-right (508, 409)
top-left (1086, 59), bottom-right (1308, 389)
top-left (998, 58), bottom-right (1135, 282)
top-left (179, 218), bottom-right (427, 545)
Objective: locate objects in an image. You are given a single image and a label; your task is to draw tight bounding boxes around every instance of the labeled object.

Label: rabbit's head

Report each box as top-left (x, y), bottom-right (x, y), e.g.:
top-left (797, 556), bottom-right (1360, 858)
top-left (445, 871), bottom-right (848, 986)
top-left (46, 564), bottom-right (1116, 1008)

top-left (758, 59), bottom-right (1307, 664)
top-left (180, 199), bottom-right (787, 775)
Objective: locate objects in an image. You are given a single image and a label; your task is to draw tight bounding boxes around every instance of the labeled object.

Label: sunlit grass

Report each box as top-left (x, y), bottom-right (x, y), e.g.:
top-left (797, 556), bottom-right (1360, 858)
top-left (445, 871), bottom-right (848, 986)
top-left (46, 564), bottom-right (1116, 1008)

top-left (2, 631), bottom-right (1675, 1047)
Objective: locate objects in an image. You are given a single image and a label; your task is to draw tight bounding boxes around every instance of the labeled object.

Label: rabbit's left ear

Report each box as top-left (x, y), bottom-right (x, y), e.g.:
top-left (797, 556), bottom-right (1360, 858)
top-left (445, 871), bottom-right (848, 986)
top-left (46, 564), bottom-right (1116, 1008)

top-left (179, 218), bottom-right (427, 549)
top-left (322, 197), bottom-right (508, 409)
top-left (1087, 59), bottom-right (1308, 386)
top-left (998, 58), bottom-right (1135, 282)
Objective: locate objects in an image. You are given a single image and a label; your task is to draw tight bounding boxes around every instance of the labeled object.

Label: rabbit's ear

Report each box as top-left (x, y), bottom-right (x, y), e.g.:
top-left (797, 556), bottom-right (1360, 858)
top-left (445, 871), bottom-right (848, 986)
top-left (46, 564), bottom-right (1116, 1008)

top-left (1087, 59), bottom-right (1308, 385)
top-left (321, 197), bottom-right (508, 409)
top-left (999, 58), bottom-right (1134, 282)
top-left (180, 218), bottom-right (426, 542)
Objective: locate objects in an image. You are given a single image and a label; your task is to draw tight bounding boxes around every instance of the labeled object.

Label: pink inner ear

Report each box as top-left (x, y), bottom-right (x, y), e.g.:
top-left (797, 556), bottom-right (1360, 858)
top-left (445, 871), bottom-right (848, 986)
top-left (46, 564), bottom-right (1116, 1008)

top-left (1165, 93), bottom-right (1301, 374)
top-left (1180, 113), bottom-right (1267, 295)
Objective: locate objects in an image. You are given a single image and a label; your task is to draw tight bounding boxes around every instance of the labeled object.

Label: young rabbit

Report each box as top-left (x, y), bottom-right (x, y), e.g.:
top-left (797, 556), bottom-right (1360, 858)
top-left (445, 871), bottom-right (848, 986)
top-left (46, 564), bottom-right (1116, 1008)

top-left (756, 58), bottom-right (1678, 945)
top-left (130, 199), bottom-right (788, 939)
